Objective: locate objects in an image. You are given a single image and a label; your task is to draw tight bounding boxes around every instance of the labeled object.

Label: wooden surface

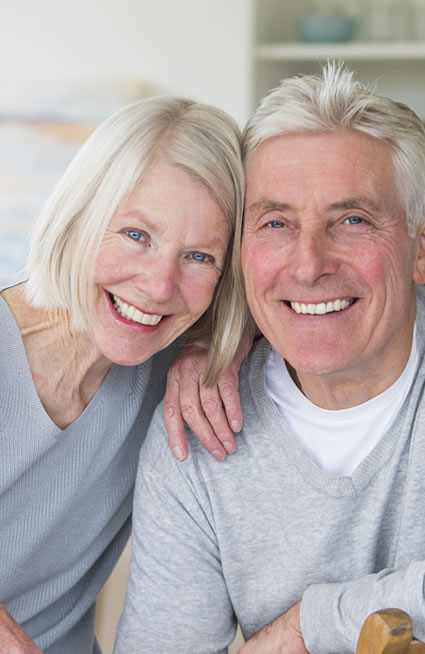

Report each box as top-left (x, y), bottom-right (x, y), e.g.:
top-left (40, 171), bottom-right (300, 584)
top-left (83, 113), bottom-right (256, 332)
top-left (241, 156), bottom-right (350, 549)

top-left (356, 609), bottom-right (425, 654)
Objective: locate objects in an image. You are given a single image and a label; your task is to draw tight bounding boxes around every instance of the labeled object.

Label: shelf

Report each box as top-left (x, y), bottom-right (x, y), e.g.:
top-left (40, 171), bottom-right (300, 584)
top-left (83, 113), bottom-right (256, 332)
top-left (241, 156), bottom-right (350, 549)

top-left (256, 41), bottom-right (425, 61)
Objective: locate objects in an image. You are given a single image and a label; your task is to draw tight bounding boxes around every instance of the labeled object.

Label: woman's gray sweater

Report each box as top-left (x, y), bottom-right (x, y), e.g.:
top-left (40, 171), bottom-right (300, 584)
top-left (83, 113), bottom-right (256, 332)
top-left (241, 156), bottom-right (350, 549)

top-left (0, 294), bottom-right (178, 653)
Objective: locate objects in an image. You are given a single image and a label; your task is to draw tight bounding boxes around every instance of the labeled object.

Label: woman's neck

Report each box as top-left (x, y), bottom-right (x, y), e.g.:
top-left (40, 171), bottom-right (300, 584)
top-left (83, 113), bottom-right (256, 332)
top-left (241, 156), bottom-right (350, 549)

top-left (3, 283), bottom-right (111, 428)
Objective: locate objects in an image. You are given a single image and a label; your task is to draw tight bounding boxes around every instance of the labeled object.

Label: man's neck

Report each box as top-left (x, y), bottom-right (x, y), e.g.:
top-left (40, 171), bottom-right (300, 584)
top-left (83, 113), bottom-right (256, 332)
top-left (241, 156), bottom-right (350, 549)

top-left (287, 334), bottom-right (415, 410)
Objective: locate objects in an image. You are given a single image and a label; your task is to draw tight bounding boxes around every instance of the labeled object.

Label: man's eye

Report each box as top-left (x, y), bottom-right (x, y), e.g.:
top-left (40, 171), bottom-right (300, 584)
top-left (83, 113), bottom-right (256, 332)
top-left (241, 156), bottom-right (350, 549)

top-left (126, 230), bottom-right (145, 241)
top-left (267, 220), bottom-right (285, 228)
top-left (344, 216), bottom-right (363, 225)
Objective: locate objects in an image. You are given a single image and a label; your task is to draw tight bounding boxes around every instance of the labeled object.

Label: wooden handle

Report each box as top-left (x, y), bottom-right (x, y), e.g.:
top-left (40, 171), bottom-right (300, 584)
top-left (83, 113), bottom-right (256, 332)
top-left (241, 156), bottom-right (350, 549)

top-left (356, 609), bottom-right (413, 654)
top-left (407, 641), bottom-right (425, 653)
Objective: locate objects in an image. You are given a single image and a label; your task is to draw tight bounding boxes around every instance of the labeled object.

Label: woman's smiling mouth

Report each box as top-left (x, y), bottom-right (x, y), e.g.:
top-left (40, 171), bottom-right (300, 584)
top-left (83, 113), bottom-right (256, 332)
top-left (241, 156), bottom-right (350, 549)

top-left (112, 294), bottom-right (164, 325)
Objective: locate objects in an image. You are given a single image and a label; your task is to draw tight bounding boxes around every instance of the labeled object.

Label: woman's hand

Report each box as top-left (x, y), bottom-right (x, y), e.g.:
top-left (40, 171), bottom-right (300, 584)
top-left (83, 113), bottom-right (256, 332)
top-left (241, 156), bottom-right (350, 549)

top-left (164, 346), bottom-right (243, 461)
top-left (0, 605), bottom-right (43, 653)
top-left (163, 319), bottom-right (257, 461)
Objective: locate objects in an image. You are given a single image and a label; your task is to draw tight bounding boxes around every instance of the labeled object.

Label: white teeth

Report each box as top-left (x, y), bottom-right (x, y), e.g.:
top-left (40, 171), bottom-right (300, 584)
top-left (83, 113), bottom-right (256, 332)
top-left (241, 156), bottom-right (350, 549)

top-left (112, 295), bottom-right (162, 326)
top-left (316, 303), bottom-right (326, 315)
top-left (290, 299), bottom-right (353, 315)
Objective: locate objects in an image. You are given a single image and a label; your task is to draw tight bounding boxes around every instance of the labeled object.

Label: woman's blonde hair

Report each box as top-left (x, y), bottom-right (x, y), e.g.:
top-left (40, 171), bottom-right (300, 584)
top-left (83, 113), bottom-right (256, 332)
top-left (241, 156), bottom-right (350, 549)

top-left (26, 96), bottom-right (247, 384)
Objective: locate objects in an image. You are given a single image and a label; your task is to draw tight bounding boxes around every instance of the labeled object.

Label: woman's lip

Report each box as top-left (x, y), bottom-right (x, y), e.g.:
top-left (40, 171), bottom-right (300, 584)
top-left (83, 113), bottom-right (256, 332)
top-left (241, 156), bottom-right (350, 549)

top-left (105, 291), bottom-right (169, 330)
top-left (109, 292), bottom-right (166, 317)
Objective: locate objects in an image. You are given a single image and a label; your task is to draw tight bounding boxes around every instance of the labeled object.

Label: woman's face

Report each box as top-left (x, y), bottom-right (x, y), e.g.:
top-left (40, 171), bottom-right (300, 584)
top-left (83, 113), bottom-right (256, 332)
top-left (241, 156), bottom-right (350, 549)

top-left (92, 161), bottom-right (230, 365)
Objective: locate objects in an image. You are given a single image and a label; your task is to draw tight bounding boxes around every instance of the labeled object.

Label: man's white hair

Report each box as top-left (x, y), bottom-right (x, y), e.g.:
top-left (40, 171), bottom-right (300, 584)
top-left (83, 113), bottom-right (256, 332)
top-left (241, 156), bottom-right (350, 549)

top-left (243, 61), bottom-right (425, 237)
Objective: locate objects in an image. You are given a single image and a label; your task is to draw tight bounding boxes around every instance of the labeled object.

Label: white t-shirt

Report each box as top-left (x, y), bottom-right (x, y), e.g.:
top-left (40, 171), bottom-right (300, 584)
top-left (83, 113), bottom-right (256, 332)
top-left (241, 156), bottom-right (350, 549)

top-left (265, 330), bottom-right (418, 476)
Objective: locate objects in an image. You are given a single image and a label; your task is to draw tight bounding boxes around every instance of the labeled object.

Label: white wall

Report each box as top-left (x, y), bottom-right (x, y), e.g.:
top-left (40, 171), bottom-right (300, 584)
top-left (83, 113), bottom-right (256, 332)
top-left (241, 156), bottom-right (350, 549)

top-left (0, 0), bottom-right (254, 126)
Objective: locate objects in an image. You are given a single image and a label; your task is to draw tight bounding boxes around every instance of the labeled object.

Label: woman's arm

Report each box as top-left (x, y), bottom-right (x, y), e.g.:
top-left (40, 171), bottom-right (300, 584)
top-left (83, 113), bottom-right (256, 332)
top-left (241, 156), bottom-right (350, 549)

top-left (0, 605), bottom-right (43, 654)
top-left (163, 318), bottom-right (258, 461)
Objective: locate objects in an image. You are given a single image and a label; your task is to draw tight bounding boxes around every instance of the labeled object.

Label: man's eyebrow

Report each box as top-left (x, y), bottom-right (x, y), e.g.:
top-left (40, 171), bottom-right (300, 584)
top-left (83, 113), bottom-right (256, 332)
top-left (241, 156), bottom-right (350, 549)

top-left (246, 196), bottom-right (383, 215)
top-left (246, 200), bottom-right (291, 214)
top-left (328, 197), bottom-right (382, 212)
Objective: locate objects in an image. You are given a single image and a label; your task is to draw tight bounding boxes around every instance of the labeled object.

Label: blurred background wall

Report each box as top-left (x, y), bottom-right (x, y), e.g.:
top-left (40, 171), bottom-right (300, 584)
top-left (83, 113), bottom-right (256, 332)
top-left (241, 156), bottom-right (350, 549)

top-left (0, 0), bottom-right (253, 125)
top-left (1, 0), bottom-right (425, 287)
top-left (2, 0), bottom-right (423, 141)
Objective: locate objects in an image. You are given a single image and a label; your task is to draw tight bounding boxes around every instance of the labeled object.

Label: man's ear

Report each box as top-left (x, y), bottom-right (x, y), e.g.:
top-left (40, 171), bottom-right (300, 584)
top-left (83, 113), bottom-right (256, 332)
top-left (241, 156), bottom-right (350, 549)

top-left (413, 221), bottom-right (425, 284)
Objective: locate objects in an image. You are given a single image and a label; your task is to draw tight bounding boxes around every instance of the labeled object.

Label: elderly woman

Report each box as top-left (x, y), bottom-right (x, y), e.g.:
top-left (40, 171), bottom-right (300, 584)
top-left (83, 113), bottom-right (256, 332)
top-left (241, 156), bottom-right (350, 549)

top-left (0, 96), bottom-right (246, 653)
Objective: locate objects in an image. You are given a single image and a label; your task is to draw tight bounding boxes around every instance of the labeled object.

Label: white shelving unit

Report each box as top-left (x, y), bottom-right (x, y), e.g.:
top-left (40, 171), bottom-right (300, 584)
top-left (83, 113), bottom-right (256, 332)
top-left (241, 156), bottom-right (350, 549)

top-left (252, 1), bottom-right (425, 119)
top-left (256, 41), bottom-right (425, 61)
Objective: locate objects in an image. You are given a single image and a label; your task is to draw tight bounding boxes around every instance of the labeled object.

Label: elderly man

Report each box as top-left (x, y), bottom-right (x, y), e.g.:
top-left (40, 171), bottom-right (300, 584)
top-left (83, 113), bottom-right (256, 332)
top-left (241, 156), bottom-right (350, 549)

top-left (114, 63), bottom-right (425, 654)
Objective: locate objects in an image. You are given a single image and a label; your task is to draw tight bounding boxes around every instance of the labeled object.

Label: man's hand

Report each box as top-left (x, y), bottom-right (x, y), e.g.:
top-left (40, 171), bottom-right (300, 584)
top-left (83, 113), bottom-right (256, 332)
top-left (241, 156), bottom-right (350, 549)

top-left (238, 602), bottom-right (309, 654)
top-left (0, 604), bottom-right (43, 653)
top-left (163, 345), bottom-right (243, 461)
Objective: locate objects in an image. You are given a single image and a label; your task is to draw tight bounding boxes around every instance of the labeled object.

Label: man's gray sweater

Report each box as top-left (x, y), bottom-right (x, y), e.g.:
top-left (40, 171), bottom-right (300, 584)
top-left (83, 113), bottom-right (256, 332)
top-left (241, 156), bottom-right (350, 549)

top-left (115, 285), bottom-right (425, 654)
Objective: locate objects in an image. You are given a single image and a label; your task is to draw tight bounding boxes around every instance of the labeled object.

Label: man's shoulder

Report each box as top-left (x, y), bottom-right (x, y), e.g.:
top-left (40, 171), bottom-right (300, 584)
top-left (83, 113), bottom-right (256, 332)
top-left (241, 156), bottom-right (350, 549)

top-left (139, 337), bottom-right (274, 484)
top-left (239, 336), bottom-right (271, 388)
top-left (415, 285), bottom-right (425, 358)
top-left (417, 284), bottom-right (425, 317)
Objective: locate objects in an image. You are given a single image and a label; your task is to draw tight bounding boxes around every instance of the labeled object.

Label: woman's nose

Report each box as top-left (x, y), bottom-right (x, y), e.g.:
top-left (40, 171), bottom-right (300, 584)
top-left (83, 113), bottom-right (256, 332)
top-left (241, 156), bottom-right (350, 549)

top-left (134, 254), bottom-right (179, 304)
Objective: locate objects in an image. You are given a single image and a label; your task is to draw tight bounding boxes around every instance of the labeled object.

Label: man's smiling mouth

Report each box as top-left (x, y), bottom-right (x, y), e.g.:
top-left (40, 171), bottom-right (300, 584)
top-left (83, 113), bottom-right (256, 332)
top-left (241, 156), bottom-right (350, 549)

top-left (288, 298), bottom-right (355, 315)
top-left (112, 294), bottom-right (163, 325)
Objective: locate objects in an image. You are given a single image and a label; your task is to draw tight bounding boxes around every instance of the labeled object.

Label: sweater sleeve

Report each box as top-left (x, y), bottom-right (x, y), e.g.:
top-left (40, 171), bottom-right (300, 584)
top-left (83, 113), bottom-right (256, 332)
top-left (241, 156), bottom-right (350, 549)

top-left (113, 405), bottom-right (237, 654)
top-left (300, 560), bottom-right (425, 653)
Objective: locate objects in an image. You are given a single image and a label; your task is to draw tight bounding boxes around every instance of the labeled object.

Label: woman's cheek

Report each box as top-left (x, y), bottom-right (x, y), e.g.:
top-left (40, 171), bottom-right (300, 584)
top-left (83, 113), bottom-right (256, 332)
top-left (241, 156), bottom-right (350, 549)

top-left (187, 274), bottom-right (220, 313)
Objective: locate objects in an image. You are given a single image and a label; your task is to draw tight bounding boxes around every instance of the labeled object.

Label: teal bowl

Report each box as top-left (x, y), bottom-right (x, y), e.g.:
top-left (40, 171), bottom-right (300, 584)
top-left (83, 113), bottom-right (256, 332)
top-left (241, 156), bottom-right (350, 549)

top-left (295, 15), bottom-right (356, 42)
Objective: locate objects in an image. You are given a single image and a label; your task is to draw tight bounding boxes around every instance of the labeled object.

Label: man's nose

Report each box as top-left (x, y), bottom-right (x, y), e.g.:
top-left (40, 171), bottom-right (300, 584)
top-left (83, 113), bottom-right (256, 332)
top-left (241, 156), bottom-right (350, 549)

top-left (289, 230), bottom-right (338, 285)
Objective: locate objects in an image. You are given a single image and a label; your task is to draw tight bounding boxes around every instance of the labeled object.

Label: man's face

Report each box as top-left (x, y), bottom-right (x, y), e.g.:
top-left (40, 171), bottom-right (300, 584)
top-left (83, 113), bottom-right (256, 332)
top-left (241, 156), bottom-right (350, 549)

top-left (242, 130), bottom-right (425, 400)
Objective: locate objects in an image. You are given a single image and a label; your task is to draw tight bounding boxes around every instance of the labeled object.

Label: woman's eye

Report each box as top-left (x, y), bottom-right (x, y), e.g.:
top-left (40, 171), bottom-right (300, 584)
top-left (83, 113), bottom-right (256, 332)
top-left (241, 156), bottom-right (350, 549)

top-left (126, 230), bottom-right (146, 242)
top-left (266, 220), bottom-right (285, 228)
top-left (344, 216), bottom-right (364, 225)
top-left (189, 251), bottom-right (213, 263)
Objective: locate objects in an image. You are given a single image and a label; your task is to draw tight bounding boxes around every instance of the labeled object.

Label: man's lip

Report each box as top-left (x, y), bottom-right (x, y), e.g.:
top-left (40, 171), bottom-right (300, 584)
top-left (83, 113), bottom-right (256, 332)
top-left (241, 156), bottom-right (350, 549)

top-left (285, 296), bottom-right (355, 304)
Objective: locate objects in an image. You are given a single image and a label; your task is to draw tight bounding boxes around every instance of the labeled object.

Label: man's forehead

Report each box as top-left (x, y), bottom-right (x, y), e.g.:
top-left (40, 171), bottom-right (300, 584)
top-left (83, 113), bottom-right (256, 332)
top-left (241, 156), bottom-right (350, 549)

top-left (246, 129), bottom-right (392, 168)
top-left (244, 130), bottom-right (395, 201)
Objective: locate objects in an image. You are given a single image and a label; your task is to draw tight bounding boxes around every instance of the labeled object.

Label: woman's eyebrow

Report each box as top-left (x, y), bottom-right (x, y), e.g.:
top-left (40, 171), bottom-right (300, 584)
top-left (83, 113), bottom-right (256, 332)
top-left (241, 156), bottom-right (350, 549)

top-left (119, 209), bottom-right (149, 222)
